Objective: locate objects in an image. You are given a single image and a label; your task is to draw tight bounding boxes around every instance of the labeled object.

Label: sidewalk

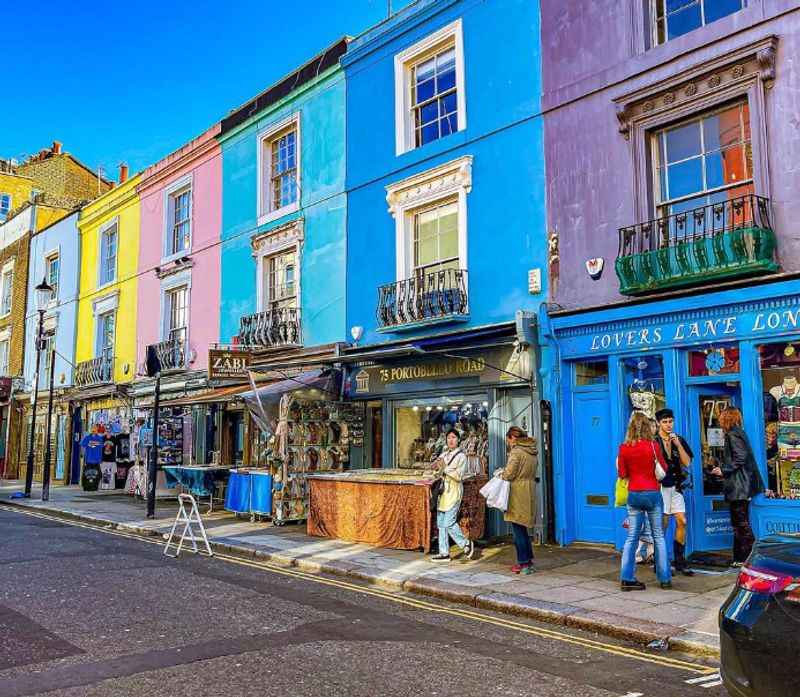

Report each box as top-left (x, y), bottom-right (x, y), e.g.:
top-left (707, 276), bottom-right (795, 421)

top-left (0, 482), bottom-right (731, 656)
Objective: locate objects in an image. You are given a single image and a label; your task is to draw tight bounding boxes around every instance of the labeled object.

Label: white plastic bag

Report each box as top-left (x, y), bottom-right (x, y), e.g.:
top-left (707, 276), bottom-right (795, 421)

top-left (480, 475), bottom-right (510, 511)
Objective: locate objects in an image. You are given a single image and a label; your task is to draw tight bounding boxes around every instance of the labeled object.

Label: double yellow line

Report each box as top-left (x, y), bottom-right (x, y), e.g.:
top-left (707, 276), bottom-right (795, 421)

top-left (4, 504), bottom-right (717, 675)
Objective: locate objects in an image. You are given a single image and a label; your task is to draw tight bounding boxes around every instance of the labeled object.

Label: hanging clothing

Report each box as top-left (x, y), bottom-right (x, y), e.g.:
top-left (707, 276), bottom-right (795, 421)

top-left (81, 434), bottom-right (105, 465)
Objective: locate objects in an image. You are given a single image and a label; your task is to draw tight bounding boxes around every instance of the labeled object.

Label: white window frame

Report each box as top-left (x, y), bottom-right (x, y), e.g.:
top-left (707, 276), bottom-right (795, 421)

top-left (162, 174), bottom-right (193, 263)
top-left (650, 0), bottom-right (746, 47)
top-left (252, 221), bottom-right (303, 314)
top-left (256, 114), bottom-right (301, 226)
top-left (0, 261), bottom-right (14, 317)
top-left (0, 337), bottom-right (8, 376)
top-left (40, 332), bottom-right (55, 387)
top-left (385, 155), bottom-right (472, 282)
top-left (45, 250), bottom-right (60, 305)
top-left (158, 270), bottom-right (192, 371)
top-left (394, 19), bottom-right (466, 156)
top-left (0, 193), bottom-right (11, 222)
top-left (95, 310), bottom-right (116, 363)
top-left (97, 218), bottom-right (119, 288)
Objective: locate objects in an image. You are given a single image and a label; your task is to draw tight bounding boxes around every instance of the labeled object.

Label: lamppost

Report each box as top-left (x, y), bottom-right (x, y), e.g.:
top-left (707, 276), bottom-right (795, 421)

top-left (23, 276), bottom-right (54, 498)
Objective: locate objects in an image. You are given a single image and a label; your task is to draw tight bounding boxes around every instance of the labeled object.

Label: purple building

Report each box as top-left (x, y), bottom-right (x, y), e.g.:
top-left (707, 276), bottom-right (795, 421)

top-left (539, 2), bottom-right (800, 555)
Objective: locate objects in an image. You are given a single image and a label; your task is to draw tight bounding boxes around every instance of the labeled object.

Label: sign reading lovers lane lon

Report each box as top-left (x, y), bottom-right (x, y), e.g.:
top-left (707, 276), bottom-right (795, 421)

top-left (349, 347), bottom-right (518, 396)
top-left (208, 349), bottom-right (252, 380)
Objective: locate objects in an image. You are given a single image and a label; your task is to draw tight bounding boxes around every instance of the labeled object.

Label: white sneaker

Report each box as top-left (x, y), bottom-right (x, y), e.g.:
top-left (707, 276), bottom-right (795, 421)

top-left (464, 540), bottom-right (475, 560)
top-left (430, 554), bottom-right (451, 563)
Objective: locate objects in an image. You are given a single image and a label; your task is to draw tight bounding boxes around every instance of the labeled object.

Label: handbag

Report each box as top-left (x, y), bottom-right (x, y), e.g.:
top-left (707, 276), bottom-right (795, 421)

top-left (652, 442), bottom-right (667, 482)
top-left (615, 477), bottom-right (629, 507)
top-left (429, 478), bottom-right (444, 512)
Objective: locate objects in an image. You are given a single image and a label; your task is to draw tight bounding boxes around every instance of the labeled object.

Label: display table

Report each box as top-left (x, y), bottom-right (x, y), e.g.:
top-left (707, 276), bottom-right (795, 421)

top-left (307, 469), bottom-right (487, 552)
top-left (163, 465), bottom-right (231, 511)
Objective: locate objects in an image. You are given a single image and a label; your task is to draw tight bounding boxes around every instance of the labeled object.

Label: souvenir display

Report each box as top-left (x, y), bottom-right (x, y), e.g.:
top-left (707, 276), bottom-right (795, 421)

top-left (157, 409), bottom-right (185, 468)
top-left (270, 397), bottom-right (365, 524)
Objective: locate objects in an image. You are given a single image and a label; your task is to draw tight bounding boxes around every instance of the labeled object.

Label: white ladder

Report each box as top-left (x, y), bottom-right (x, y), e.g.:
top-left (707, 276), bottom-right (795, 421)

top-left (164, 494), bottom-right (213, 558)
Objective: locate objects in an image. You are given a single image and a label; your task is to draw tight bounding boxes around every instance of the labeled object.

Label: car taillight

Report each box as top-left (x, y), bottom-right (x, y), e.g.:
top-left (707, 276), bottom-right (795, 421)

top-left (737, 566), bottom-right (797, 595)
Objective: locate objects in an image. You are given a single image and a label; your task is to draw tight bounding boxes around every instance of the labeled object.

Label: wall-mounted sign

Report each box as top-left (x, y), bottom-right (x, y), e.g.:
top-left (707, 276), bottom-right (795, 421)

top-left (208, 349), bottom-right (252, 381)
top-left (704, 511), bottom-right (734, 536)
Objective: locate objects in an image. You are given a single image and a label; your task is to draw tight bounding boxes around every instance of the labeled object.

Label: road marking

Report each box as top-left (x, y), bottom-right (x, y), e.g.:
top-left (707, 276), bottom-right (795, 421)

top-left (3, 504), bottom-right (719, 676)
top-left (685, 673), bottom-right (721, 685)
top-left (620, 692), bottom-right (644, 697)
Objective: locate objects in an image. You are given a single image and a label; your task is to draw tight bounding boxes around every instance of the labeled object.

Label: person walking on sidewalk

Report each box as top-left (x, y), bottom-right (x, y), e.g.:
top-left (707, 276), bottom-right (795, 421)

top-left (501, 426), bottom-right (537, 575)
top-left (711, 407), bottom-right (765, 567)
top-left (431, 429), bottom-right (475, 563)
top-left (654, 408), bottom-right (695, 576)
top-left (617, 411), bottom-right (673, 591)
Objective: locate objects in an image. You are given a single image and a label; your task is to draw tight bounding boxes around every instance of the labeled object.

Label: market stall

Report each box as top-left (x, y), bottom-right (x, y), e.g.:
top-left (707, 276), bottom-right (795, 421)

top-left (162, 464), bottom-right (231, 510)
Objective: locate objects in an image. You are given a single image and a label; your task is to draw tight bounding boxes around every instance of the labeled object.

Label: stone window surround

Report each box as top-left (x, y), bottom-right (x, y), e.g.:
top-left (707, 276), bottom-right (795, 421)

top-left (385, 154), bottom-right (472, 283)
top-left (613, 35), bottom-right (776, 224)
top-left (0, 260), bottom-right (14, 318)
top-left (256, 114), bottom-right (301, 228)
top-left (251, 219), bottom-right (304, 314)
top-left (393, 18), bottom-right (467, 156)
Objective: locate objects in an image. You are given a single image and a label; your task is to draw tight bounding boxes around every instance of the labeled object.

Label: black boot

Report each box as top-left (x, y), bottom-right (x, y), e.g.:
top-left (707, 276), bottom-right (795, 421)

top-left (673, 541), bottom-right (695, 577)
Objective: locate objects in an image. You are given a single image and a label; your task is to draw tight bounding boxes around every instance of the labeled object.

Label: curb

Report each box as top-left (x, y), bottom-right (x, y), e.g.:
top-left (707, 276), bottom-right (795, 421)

top-left (2, 500), bottom-right (720, 658)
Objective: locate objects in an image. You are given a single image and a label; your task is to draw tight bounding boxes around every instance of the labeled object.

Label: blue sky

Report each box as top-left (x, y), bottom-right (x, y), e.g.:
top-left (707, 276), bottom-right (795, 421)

top-left (3, 0), bottom-right (414, 178)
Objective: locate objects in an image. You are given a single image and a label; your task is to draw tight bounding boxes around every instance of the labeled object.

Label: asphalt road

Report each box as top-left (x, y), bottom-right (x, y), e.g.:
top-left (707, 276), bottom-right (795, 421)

top-left (0, 506), bottom-right (728, 697)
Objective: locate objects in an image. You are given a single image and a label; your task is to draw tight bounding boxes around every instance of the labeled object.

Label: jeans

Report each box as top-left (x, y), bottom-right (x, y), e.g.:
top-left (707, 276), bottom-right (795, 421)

top-left (437, 504), bottom-right (469, 556)
top-left (511, 522), bottom-right (533, 565)
top-left (730, 500), bottom-right (756, 563)
top-left (628, 508), bottom-right (653, 560)
top-left (621, 491), bottom-right (671, 583)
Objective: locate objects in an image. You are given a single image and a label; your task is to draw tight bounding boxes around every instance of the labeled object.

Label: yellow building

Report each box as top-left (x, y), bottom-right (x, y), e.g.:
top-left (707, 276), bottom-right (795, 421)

top-left (74, 173), bottom-right (141, 427)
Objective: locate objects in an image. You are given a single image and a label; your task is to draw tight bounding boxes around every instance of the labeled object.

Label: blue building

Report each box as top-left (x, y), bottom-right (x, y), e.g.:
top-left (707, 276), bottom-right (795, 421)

top-left (23, 210), bottom-right (81, 482)
top-left (217, 39), bottom-right (349, 353)
top-left (339, 0), bottom-right (548, 539)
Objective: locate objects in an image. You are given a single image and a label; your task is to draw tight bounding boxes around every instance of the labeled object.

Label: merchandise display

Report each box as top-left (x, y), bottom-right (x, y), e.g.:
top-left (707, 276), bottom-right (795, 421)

top-left (157, 409), bottom-right (185, 468)
top-left (624, 356), bottom-right (665, 420)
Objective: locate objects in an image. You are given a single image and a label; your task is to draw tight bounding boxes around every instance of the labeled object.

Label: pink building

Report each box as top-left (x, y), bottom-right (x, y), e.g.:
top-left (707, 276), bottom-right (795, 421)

top-left (135, 125), bottom-right (221, 392)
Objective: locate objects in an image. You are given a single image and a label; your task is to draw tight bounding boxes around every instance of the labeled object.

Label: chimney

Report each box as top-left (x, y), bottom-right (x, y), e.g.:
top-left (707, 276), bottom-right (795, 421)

top-left (118, 163), bottom-right (129, 184)
top-left (51, 141), bottom-right (62, 155)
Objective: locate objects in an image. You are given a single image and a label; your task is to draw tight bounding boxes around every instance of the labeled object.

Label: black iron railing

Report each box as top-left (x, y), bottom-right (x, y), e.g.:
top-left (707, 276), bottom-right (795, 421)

top-left (239, 307), bottom-right (301, 348)
top-left (616, 194), bottom-right (777, 295)
top-left (75, 356), bottom-right (114, 387)
top-left (149, 330), bottom-right (187, 372)
top-left (377, 268), bottom-right (469, 329)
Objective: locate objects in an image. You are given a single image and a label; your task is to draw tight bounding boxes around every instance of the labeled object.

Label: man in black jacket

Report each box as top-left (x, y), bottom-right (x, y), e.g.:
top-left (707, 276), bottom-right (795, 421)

top-left (655, 408), bottom-right (695, 576)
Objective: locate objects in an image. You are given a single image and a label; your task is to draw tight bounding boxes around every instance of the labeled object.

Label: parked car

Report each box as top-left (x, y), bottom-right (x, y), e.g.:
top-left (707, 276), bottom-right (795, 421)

top-left (719, 534), bottom-right (800, 697)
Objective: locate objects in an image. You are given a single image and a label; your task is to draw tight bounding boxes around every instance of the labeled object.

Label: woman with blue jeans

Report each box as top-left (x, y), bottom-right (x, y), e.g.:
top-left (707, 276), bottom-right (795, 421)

top-left (431, 429), bottom-right (475, 562)
top-left (617, 411), bottom-right (672, 590)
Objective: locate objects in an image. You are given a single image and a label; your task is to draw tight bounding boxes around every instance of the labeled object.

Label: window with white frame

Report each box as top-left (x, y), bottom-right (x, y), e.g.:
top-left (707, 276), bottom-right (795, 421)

top-left (99, 223), bottom-right (118, 286)
top-left (395, 20), bottom-right (465, 154)
top-left (0, 339), bottom-right (8, 376)
top-left (45, 253), bottom-right (60, 301)
top-left (0, 194), bottom-right (10, 222)
top-left (0, 267), bottom-right (13, 315)
top-left (411, 200), bottom-right (459, 276)
top-left (96, 310), bottom-right (115, 364)
top-left (166, 186), bottom-right (191, 257)
top-left (164, 285), bottom-right (188, 347)
top-left (652, 0), bottom-right (745, 45)
top-left (40, 333), bottom-right (54, 387)
top-left (653, 99), bottom-right (752, 217)
top-left (259, 122), bottom-right (299, 220)
top-left (261, 249), bottom-right (297, 310)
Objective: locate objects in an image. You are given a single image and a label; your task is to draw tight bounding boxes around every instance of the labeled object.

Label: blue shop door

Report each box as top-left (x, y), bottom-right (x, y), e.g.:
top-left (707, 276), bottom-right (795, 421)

top-left (574, 391), bottom-right (614, 542)
top-left (687, 384), bottom-right (739, 554)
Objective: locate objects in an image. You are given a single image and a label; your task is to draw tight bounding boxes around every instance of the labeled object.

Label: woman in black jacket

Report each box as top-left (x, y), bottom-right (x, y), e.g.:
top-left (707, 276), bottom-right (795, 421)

top-left (711, 407), bottom-right (765, 567)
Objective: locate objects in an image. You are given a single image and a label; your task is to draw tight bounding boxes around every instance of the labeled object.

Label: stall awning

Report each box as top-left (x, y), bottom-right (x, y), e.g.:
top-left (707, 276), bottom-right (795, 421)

top-left (158, 384), bottom-right (253, 407)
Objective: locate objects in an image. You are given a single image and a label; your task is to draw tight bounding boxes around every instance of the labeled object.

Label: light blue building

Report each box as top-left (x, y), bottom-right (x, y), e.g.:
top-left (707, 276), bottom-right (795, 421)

top-left (217, 39), bottom-right (348, 351)
top-left (339, 0), bottom-right (549, 540)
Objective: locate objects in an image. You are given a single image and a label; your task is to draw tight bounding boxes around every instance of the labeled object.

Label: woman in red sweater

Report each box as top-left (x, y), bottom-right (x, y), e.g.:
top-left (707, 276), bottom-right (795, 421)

top-left (617, 411), bottom-right (672, 590)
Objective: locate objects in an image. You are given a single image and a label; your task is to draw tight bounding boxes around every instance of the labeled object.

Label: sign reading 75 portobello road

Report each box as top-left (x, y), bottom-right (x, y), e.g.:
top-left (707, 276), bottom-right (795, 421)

top-left (208, 349), bottom-right (252, 380)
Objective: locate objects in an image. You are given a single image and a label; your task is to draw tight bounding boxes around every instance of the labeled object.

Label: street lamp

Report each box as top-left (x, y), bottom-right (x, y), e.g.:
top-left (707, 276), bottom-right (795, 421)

top-left (23, 276), bottom-right (53, 497)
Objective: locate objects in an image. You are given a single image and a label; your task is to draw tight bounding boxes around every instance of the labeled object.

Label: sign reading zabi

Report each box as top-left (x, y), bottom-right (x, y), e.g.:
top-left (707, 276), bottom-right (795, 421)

top-left (208, 349), bottom-right (252, 380)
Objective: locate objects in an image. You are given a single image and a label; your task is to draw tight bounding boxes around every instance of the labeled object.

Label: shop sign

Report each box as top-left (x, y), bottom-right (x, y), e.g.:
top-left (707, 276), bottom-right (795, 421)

top-left (350, 349), bottom-right (515, 396)
top-left (208, 349), bottom-right (252, 380)
top-left (558, 291), bottom-right (800, 357)
top-left (762, 518), bottom-right (800, 535)
top-left (704, 512), bottom-right (734, 536)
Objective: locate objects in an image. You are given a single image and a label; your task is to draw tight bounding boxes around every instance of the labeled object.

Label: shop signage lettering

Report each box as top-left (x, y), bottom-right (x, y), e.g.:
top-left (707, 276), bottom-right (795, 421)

top-left (588, 309), bottom-right (800, 352)
top-left (378, 358), bottom-right (486, 384)
top-left (704, 512), bottom-right (734, 536)
top-left (764, 519), bottom-right (800, 535)
top-left (208, 349), bottom-right (252, 380)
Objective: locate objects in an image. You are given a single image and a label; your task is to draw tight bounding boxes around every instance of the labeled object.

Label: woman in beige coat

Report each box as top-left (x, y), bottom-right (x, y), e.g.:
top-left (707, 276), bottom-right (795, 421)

top-left (501, 426), bottom-right (537, 574)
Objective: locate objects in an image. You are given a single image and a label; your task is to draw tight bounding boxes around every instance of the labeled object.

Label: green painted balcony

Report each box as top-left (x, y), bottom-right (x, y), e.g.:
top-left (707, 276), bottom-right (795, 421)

top-left (616, 194), bottom-right (778, 296)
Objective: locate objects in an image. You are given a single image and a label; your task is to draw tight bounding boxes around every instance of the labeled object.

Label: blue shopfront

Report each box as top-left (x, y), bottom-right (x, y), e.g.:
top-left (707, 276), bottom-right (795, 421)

top-left (541, 277), bottom-right (800, 556)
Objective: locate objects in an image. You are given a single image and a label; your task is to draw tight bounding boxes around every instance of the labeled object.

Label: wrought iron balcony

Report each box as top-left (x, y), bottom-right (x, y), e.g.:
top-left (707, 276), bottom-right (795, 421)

top-left (75, 356), bottom-right (114, 387)
top-left (239, 307), bottom-right (301, 348)
top-left (616, 194), bottom-right (778, 296)
top-left (377, 268), bottom-right (469, 329)
top-left (148, 331), bottom-right (187, 373)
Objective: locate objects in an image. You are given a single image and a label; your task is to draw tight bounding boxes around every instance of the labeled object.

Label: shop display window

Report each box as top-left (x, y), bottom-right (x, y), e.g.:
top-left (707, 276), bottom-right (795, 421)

top-left (574, 360), bottom-right (608, 386)
top-left (759, 342), bottom-right (800, 499)
top-left (695, 392), bottom-right (733, 496)
top-left (688, 344), bottom-right (740, 377)
top-left (393, 395), bottom-right (488, 472)
top-left (622, 355), bottom-right (665, 421)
